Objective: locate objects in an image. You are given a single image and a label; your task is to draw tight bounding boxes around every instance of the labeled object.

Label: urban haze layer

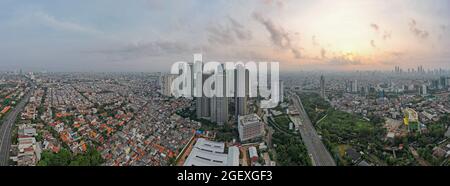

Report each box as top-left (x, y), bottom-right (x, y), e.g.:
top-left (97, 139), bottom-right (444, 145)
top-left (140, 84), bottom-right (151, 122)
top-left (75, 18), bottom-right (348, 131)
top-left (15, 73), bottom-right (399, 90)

top-left (1, 0), bottom-right (450, 166)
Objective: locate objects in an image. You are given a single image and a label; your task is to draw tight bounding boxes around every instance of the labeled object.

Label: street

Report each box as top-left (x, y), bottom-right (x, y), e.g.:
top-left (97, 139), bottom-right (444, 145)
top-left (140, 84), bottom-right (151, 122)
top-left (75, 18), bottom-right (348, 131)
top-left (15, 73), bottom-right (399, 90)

top-left (289, 92), bottom-right (336, 166)
top-left (0, 88), bottom-right (33, 166)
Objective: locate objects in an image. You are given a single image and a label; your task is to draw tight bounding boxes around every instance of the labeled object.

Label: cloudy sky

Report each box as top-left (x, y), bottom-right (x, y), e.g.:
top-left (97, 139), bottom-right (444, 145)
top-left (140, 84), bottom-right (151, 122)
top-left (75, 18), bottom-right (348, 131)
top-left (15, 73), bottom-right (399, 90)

top-left (0, 0), bottom-right (449, 72)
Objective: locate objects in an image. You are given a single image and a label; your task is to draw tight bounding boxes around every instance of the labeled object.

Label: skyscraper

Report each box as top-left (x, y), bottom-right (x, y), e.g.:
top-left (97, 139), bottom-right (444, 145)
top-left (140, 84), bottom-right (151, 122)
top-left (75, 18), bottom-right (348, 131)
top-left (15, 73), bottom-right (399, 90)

top-left (176, 62), bottom-right (192, 98)
top-left (235, 64), bottom-right (248, 120)
top-left (279, 80), bottom-right (284, 103)
top-left (432, 80), bottom-right (439, 89)
top-left (189, 63), bottom-right (195, 97)
top-left (210, 64), bottom-right (229, 125)
top-left (352, 80), bottom-right (358, 93)
top-left (196, 73), bottom-right (211, 119)
top-left (160, 74), bottom-right (176, 97)
top-left (421, 84), bottom-right (427, 96)
top-left (440, 76), bottom-right (447, 89)
top-left (320, 75), bottom-right (325, 98)
top-left (446, 77), bottom-right (450, 88)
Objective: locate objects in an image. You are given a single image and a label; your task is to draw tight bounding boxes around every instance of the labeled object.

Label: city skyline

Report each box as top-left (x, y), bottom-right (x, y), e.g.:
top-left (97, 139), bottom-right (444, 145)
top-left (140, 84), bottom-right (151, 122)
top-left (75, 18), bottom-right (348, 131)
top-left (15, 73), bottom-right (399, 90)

top-left (3, 2), bottom-right (450, 183)
top-left (1, 58), bottom-right (450, 167)
top-left (1, 0), bottom-right (450, 72)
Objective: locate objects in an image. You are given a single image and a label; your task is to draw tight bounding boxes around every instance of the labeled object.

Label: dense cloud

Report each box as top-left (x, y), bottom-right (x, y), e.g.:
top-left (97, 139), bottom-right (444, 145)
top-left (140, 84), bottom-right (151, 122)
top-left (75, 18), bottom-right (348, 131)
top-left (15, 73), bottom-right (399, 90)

top-left (370, 23), bottom-right (379, 32)
top-left (253, 12), bottom-right (301, 59)
top-left (370, 23), bottom-right (391, 41)
top-left (409, 19), bottom-right (429, 39)
top-left (207, 16), bottom-right (252, 45)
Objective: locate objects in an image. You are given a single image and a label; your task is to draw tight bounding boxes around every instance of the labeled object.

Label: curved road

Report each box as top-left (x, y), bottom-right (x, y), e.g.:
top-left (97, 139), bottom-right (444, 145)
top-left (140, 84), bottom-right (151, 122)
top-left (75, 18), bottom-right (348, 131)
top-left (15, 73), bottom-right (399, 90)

top-left (0, 87), bottom-right (33, 166)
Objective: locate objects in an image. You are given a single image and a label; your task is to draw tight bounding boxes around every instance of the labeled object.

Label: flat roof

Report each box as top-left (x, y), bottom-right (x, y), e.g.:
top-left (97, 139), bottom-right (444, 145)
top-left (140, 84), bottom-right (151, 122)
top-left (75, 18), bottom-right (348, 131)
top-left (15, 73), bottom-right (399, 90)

top-left (239, 114), bottom-right (261, 126)
top-left (184, 148), bottom-right (228, 166)
top-left (184, 138), bottom-right (228, 166)
top-left (195, 138), bottom-right (225, 153)
top-left (227, 146), bottom-right (240, 166)
top-left (249, 146), bottom-right (258, 158)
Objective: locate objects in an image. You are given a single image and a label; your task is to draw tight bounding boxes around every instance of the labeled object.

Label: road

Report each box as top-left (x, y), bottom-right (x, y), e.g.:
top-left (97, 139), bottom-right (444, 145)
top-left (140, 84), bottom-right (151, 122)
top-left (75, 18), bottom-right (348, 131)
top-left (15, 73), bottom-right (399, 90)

top-left (289, 92), bottom-right (336, 166)
top-left (0, 87), bottom-right (33, 166)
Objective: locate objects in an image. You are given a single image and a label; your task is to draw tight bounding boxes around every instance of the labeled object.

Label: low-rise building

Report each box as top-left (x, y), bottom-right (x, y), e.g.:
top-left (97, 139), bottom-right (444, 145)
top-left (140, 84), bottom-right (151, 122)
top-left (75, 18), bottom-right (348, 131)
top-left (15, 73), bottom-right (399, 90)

top-left (249, 146), bottom-right (258, 162)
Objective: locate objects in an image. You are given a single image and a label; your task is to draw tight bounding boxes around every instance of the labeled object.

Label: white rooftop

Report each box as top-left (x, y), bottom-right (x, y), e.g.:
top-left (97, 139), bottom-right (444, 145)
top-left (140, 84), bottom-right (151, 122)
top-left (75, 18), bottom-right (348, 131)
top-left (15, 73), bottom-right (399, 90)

top-left (227, 146), bottom-right (240, 166)
top-left (239, 114), bottom-right (261, 126)
top-left (195, 138), bottom-right (225, 153)
top-left (184, 138), bottom-right (239, 166)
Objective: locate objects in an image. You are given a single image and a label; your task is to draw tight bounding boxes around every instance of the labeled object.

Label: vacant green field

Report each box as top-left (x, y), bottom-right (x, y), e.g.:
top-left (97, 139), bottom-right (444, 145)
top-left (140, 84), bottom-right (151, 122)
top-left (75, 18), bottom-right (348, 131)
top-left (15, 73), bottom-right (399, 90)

top-left (273, 115), bottom-right (292, 130)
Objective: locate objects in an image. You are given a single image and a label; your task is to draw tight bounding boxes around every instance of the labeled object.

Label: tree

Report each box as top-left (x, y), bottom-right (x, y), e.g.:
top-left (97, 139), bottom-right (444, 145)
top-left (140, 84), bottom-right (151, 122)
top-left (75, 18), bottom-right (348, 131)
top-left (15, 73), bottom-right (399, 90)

top-left (272, 132), bottom-right (311, 166)
top-left (53, 148), bottom-right (71, 166)
top-left (38, 146), bottom-right (104, 166)
top-left (70, 156), bottom-right (90, 166)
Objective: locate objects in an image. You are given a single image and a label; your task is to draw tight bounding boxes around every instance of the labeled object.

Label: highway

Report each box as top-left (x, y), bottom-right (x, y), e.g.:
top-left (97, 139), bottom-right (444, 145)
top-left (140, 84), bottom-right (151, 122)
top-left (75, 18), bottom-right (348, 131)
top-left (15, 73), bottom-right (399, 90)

top-left (0, 87), bottom-right (33, 166)
top-left (289, 92), bottom-right (336, 166)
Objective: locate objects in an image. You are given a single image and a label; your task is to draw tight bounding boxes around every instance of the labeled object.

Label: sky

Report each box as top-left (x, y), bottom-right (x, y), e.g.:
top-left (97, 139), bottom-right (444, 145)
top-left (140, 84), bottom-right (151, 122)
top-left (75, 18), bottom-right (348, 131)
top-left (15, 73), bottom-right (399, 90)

top-left (0, 0), bottom-right (449, 72)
